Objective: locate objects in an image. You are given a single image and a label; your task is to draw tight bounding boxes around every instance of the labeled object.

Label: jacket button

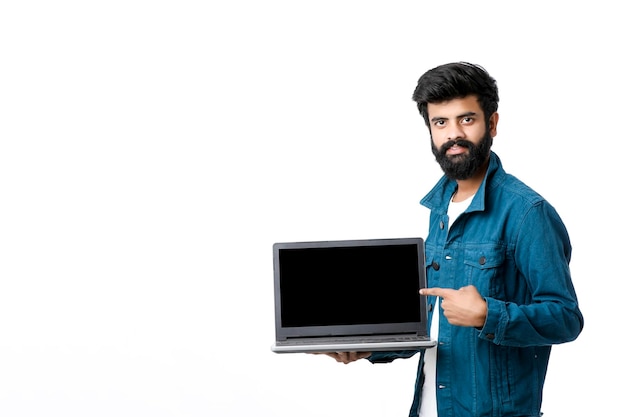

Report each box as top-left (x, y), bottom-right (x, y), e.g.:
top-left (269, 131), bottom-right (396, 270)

top-left (439, 221), bottom-right (444, 229)
top-left (479, 256), bottom-right (487, 265)
top-left (486, 333), bottom-right (495, 340)
top-left (432, 261), bottom-right (440, 271)
top-left (428, 304), bottom-right (433, 312)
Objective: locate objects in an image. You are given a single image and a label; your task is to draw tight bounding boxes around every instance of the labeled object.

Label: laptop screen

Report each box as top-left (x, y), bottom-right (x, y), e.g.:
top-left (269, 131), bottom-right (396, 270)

top-left (273, 238), bottom-right (427, 341)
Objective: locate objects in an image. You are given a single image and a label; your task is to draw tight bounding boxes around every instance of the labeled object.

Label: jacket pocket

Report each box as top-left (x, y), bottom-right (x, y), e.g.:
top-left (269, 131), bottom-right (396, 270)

top-left (463, 245), bottom-right (507, 297)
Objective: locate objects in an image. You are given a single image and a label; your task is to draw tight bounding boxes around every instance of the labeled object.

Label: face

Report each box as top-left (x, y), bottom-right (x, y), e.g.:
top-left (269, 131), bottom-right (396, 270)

top-left (427, 95), bottom-right (498, 180)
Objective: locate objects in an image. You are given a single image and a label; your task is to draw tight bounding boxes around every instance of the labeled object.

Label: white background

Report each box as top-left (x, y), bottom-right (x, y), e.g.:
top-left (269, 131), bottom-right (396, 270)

top-left (0, 1), bottom-right (622, 416)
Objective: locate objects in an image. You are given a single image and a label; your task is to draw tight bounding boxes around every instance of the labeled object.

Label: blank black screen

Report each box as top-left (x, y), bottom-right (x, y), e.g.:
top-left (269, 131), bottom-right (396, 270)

top-left (279, 244), bottom-right (421, 327)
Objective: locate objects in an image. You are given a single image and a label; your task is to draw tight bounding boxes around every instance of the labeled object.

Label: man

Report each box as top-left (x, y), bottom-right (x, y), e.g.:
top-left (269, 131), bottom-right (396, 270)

top-left (321, 62), bottom-right (584, 416)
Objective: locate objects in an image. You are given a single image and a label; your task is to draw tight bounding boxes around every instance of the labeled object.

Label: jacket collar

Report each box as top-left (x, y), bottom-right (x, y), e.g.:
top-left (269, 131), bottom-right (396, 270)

top-left (420, 151), bottom-right (504, 215)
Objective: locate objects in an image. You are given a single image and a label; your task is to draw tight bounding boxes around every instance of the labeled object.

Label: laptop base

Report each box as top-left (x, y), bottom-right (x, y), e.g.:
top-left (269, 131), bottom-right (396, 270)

top-left (271, 339), bottom-right (436, 353)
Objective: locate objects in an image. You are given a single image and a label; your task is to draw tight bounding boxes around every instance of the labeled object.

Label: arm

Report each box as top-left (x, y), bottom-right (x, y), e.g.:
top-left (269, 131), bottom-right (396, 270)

top-left (368, 350), bottom-right (420, 363)
top-left (310, 350), bottom-right (419, 364)
top-left (478, 202), bottom-right (583, 346)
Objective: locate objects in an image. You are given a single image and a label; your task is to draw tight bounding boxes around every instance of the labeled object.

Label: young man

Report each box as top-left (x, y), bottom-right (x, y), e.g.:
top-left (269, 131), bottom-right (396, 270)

top-left (322, 62), bottom-right (584, 416)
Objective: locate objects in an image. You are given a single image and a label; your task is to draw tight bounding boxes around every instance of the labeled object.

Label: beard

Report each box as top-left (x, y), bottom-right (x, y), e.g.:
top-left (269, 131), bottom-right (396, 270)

top-left (431, 131), bottom-right (493, 180)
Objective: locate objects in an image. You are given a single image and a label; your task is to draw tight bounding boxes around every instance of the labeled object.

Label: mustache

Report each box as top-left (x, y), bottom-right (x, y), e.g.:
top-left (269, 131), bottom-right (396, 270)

top-left (440, 139), bottom-right (474, 153)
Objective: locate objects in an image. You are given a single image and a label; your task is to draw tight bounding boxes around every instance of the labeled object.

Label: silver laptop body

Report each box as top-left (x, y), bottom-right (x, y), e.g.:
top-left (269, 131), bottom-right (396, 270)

top-left (271, 237), bottom-right (436, 353)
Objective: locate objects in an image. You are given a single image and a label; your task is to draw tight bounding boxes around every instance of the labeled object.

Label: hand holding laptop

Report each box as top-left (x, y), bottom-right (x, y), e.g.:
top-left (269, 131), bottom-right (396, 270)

top-left (309, 351), bottom-right (372, 364)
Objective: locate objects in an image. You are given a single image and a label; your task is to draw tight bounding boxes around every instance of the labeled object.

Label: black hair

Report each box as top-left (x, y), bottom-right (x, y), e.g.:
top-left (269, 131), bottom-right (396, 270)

top-left (412, 62), bottom-right (499, 127)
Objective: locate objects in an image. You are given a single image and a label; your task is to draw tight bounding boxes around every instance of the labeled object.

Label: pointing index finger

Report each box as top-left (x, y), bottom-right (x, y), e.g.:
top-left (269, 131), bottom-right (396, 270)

top-left (420, 287), bottom-right (453, 298)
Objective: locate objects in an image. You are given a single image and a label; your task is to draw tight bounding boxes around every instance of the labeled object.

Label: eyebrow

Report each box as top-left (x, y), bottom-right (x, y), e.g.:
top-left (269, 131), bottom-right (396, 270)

top-left (430, 111), bottom-right (478, 123)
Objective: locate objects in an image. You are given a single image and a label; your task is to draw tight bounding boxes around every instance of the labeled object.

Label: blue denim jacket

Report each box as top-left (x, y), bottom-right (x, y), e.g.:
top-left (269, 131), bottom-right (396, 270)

top-left (369, 152), bottom-right (583, 416)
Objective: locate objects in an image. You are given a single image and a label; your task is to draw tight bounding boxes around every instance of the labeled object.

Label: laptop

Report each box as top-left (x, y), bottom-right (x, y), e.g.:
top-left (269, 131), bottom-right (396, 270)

top-left (271, 237), bottom-right (436, 353)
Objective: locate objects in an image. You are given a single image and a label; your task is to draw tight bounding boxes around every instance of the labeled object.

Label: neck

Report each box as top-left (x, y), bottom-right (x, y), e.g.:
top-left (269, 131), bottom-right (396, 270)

top-left (452, 160), bottom-right (488, 202)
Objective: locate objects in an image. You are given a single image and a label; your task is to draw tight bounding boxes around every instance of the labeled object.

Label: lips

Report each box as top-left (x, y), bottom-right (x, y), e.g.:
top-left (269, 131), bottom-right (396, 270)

top-left (446, 144), bottom-right (468, 156)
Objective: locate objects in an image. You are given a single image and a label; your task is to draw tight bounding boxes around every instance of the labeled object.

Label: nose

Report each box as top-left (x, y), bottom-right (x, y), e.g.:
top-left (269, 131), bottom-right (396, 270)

top-left (445, 122), bottom-right (466, 142)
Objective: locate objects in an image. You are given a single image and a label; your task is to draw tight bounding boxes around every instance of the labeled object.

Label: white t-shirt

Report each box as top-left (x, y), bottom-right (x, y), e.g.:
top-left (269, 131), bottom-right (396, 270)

top-left (419, 193), bottom-right (473, 416)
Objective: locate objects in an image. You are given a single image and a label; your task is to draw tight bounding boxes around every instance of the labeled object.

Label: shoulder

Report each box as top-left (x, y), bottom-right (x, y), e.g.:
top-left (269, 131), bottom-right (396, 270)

top-left (487, 153), bottom-right (547, 208)
top-left (495, 173), bottom-right (544, 206)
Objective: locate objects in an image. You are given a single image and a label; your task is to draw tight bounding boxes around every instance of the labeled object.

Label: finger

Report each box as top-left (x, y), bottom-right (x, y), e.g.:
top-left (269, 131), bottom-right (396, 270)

top-left (348, 351), bottom-right (371, 362)
top-left (357, 351), bottom-right (372, 360)
top-left (322, 352), bottom-right (343, 363)
top-left (336, 353), bottom-right (347, 363)
top-left (419, 288), bottom-right (436, 296)
top-left (459, 285), bottom-right (479, 295)
top-left (342, 352), bottom-right (360, 363)
top-left (333, 352), bottom-right (346, 363)
top-left (334, 352), bottom-right (369, 364)
top-left (420, 287), bottom-right (452, 298)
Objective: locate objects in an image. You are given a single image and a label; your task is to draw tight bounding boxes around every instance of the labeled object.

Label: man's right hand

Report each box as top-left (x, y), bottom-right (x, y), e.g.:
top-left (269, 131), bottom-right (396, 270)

top-left (310, 351), bottom-right (372, 364)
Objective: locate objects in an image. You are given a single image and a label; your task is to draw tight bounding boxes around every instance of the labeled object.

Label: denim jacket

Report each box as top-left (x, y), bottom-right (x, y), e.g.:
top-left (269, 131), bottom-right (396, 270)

top-left (369, 152), bottom-right (584, 416)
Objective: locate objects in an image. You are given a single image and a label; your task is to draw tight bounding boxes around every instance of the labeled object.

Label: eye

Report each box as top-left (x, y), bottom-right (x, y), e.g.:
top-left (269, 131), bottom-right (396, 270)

top-left (461, 117), bottom-right (474, 124)
top-left (432, 119), bottom-right (445, 127)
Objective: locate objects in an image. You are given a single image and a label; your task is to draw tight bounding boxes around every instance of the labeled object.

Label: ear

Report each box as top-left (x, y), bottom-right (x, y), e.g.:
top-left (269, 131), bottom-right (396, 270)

top-left (489, 112), bottom-right (499, 137)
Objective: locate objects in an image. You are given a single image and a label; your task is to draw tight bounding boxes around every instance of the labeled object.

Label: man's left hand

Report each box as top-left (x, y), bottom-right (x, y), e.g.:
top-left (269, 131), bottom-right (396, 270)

top-left (420, 285), bottom-right (487, 328)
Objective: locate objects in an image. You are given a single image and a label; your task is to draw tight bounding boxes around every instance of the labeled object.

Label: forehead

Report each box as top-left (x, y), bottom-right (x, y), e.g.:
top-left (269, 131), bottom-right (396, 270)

top-left (427, 95), bottom-right (483, 119)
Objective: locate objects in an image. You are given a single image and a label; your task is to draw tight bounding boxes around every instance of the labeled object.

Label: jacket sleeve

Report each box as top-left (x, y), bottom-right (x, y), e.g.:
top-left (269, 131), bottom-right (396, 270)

top-left (478, 201), bottom-right (584, 346)
top-left (367, 349), bottom-right (421, 364)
